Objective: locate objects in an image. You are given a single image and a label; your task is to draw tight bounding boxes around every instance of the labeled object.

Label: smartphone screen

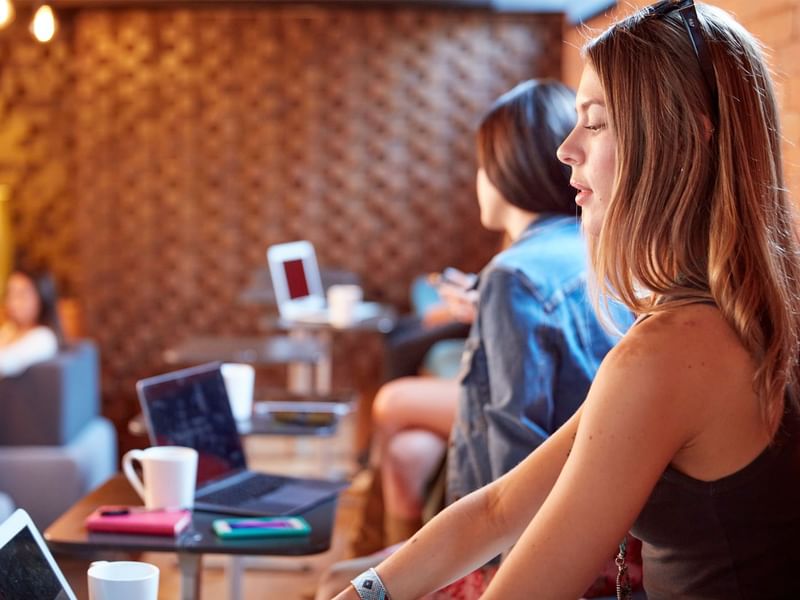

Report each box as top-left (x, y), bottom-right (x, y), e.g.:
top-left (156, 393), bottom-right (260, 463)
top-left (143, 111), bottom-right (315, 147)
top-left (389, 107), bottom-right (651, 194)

top-left (229, 519), bottom-right (296, 530)
top-left (440, 267), bottom-right (478, 290)
top-left (212, 516), bottom-right (311, 538)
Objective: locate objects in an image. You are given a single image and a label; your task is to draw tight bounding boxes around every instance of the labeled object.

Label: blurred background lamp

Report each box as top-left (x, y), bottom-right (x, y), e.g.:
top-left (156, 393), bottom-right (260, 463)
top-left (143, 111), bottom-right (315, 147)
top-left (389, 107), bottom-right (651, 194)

top-left (31, 3), bottom-right (56, 43)
top-left (0, 0), bottom-right (14, 29)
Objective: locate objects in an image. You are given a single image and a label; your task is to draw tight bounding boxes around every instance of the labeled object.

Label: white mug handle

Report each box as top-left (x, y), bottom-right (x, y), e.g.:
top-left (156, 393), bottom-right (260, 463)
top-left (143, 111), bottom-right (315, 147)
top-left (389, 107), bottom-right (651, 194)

top-left (122, 449), bottom-right (147, 502)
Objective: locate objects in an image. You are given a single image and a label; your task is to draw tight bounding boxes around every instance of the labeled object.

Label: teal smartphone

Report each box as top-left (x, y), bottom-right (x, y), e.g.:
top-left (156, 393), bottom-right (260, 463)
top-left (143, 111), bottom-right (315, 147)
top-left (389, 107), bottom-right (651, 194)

top-left (212, 516), bottom-right (311, 539)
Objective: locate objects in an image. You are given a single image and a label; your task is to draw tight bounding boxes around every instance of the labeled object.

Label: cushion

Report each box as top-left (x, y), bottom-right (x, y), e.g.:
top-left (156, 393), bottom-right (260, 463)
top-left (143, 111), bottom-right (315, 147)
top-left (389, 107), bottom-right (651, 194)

top-left (0, 341), bottom-right (100, 446)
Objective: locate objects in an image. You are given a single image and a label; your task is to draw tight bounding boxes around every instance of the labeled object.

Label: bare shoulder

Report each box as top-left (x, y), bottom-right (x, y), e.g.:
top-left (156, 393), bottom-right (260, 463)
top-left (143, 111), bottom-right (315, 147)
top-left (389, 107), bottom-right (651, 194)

top-left (587, 304), bottom-right (756, 444)
top-left (607, 304), bottom-right (752, 385)
top-left (586, 303), bottom-right (771, 482)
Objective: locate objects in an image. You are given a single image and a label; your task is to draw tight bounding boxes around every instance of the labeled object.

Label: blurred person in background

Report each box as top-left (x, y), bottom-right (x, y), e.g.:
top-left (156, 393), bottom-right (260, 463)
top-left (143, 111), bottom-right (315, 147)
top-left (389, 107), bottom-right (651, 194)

top-left (0, 264), bottom-right (61, 378)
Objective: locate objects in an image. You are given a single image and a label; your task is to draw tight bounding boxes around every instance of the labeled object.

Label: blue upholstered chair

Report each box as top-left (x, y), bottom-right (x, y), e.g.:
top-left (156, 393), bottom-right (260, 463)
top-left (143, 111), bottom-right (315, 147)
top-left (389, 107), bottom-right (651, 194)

top-left (410, 276), bottom-right (467, 378)
top-left (0, 341), bottom-right (117, 528)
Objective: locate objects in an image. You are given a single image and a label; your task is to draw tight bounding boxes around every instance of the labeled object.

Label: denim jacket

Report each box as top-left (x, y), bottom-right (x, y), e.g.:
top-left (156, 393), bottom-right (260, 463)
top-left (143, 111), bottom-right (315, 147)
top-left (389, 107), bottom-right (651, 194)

top-left (446, 214), bottom-right (630, 504)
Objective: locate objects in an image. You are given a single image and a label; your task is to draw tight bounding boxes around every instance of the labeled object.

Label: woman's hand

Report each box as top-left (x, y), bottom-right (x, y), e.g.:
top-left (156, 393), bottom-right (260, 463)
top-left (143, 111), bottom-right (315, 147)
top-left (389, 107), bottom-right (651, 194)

top-left (424, 269), bottom-right (479, 325)
top-left (437, 282), bottom-right (478, 324)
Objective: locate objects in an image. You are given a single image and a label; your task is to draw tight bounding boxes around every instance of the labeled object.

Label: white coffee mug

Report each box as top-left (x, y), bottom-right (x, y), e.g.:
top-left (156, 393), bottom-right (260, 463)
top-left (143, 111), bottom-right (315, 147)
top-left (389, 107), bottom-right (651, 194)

top-left (88, 561), bottom-right (159, 600)
top-left (122, 446), bottom-right (198, 510)
top-left (327, 284), bottom-right (363, 327)
top-left (221, 362), bottom-right (255, 421)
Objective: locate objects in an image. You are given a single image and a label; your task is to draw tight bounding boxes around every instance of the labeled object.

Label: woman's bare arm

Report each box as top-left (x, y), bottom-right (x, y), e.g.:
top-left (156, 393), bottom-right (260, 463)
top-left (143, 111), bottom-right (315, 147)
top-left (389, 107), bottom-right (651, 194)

top-left (331, 403), bottom-right (584, 600)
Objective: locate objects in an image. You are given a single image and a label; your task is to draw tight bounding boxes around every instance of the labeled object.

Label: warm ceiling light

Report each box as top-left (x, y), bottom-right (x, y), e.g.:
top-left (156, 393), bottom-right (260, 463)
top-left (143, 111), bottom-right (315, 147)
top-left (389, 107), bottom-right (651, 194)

top-left (31, 4), bottom-right (56, 43)
top-left (0, 0), bottom-right (15, 29)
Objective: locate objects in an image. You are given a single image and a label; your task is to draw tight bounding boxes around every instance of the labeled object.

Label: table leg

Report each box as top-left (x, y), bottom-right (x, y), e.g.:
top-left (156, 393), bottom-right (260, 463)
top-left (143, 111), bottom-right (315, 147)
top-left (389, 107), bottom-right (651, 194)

top-left (228, 556), bottom-right (244, 600)
top-left (314, 330), bottom-right (333, 395)
top-left (177, 553), bottom-right (202, 600)
top-left (288, 329), bottom-right (314, 394)
top-left (287, 329), bottom-right (333, 395)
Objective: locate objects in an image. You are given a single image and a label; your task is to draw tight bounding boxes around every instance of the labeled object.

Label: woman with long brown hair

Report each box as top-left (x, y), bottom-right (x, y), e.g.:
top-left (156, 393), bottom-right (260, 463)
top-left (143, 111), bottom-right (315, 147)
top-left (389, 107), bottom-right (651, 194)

top-left (332, 2), bottom-right (800, 598)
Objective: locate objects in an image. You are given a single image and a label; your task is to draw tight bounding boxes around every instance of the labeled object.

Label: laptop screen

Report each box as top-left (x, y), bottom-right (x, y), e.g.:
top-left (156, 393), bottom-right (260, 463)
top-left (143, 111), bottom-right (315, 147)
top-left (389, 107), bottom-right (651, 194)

top-left (138, 365), bottom-right (248, 486)
top-left (283, 258), bottom-right (311, 299)
top-left (0, 525), bottom-right (72, 600)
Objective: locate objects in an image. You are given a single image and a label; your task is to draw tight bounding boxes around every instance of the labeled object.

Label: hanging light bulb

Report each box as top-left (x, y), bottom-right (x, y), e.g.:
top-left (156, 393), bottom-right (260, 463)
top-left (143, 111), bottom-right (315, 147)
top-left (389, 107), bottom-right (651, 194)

top-left (31, 3), bottom-right (57, 43)
top-left (0, 0), bottom-right (15, 30)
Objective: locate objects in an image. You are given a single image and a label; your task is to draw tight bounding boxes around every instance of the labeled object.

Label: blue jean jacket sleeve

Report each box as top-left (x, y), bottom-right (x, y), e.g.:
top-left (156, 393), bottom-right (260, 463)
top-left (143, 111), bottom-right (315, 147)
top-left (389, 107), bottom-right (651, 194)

top-left (479, 267), bottom-right (556, 482)
top-left (446, 215), bottom-right (625, 505)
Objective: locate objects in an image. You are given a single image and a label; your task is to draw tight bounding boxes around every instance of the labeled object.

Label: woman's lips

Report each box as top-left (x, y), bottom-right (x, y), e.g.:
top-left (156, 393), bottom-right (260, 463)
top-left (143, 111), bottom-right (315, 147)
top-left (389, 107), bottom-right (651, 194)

top-left (575, 190), bottom-right (591, 205)
top-left (571, 182), bottom-right (592, 206)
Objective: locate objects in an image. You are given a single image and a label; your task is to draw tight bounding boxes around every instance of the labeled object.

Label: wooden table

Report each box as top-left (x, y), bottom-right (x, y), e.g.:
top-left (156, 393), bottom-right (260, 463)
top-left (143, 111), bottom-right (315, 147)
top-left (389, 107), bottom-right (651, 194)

top-left (45, 475), bottom-right (337, 600)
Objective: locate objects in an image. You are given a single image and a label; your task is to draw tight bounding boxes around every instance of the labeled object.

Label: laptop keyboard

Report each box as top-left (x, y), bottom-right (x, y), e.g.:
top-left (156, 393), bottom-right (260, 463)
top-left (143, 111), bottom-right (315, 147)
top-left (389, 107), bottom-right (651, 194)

top-left (198, 473), bottom-right (286, 505)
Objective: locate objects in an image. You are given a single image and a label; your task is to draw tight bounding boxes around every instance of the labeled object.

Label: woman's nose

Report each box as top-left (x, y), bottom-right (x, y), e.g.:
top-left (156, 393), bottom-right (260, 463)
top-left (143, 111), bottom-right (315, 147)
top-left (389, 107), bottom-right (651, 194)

top-left (557, 136), bottom-right (577, 166)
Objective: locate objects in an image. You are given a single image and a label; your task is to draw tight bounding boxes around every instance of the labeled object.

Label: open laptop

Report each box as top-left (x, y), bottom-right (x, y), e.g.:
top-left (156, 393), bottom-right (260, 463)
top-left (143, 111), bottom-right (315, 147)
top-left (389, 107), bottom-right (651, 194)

top-left (266, 240), bottom-right (380, 323)
top-left (0, 508), bottom-right (77, 600)
top-left (136, 362), bottom-right (347, 516)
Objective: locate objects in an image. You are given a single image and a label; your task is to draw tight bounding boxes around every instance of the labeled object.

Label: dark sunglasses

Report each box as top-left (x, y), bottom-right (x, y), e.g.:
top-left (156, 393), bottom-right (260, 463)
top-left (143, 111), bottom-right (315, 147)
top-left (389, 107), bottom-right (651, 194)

top-left (649, 0), bottom-right (718, 116)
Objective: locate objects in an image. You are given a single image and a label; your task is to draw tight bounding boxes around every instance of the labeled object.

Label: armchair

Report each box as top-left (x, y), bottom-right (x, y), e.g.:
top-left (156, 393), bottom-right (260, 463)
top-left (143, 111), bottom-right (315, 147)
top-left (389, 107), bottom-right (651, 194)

top-left (0, 341), bottom-right (117, 528)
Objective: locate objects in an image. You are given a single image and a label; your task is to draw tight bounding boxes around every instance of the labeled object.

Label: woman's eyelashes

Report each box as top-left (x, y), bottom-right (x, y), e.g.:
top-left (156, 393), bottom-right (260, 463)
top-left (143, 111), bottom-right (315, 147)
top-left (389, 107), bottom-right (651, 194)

top-left (583, 122), bottom-right (606, 132)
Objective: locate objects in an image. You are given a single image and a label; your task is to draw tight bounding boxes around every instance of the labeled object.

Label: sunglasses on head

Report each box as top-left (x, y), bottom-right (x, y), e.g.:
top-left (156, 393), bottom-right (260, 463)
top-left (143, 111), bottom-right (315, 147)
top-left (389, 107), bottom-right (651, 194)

top-left (648, 0), bottom-right (718, 116)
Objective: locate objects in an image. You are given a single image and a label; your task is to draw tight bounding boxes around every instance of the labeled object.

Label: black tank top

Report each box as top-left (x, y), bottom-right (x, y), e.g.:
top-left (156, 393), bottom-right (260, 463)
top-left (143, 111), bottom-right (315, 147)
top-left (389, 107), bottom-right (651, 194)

top-left (631, 408), bottom-right (800, 599)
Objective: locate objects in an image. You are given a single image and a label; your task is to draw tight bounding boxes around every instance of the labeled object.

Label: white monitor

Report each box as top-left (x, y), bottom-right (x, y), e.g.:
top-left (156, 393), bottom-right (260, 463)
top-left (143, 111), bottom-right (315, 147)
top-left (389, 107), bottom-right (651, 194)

top-left (0, 509), bottom-right (77, 600)
top-left (266, 240), bottom-right (326, 319)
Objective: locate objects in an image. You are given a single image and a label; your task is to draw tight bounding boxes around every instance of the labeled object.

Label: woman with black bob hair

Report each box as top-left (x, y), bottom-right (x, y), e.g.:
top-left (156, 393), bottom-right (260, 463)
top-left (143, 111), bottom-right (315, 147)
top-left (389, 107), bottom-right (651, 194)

top-left (324, 78), bottom-right (628, 598)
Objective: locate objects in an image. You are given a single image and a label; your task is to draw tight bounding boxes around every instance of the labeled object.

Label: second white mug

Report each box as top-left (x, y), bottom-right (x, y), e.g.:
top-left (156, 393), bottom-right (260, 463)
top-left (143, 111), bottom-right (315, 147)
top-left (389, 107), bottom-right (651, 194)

top-left (122, 446), bottom-right (198, 510)
top-left (221, 362), bottom-right (255, 421)
top-left (88, 561), bottom-right (159, 600)
top-left (327, 284), bottom-right (363, 327)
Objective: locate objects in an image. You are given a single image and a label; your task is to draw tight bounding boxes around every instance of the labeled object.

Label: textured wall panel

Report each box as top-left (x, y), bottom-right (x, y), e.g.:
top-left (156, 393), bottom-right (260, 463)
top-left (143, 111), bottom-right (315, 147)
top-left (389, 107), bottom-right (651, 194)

top-left (0, 14), bottom-right (75, 294)
top-left (2, 6), bottom-right (562, 425)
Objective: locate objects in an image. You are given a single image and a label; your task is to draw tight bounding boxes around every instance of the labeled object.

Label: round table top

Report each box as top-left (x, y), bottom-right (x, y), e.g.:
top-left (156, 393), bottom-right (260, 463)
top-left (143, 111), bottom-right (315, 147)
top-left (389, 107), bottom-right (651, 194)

top-left (270, 302), bottom-right (398, 334)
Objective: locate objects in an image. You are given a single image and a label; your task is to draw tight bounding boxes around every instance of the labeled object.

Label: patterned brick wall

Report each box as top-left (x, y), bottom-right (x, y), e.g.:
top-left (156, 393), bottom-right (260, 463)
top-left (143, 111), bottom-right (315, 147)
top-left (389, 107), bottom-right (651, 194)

top-left (562, 0), bottom-right (800, 204)
top-left (0, 12), bottom-right (75, 293)
top-left (1, 6), bottom-right (563, 426)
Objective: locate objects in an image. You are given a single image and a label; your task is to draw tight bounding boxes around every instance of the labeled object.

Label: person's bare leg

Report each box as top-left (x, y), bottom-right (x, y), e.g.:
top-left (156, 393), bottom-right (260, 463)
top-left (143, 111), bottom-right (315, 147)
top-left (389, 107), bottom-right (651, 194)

top-left (348, 377), bottom-right (458, 554)
top-left (382, 429), bottom-right (448, 544)
top-left (371, 377), bottom-right (458, 541)
top-left (372, 377), bottom-right (459, 443)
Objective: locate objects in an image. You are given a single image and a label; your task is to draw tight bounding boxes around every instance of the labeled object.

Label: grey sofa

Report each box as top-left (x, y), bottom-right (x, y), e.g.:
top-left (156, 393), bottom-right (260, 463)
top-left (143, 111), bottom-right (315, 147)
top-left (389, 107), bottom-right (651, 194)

top-left (0, 341), bottom-right (117, 528)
